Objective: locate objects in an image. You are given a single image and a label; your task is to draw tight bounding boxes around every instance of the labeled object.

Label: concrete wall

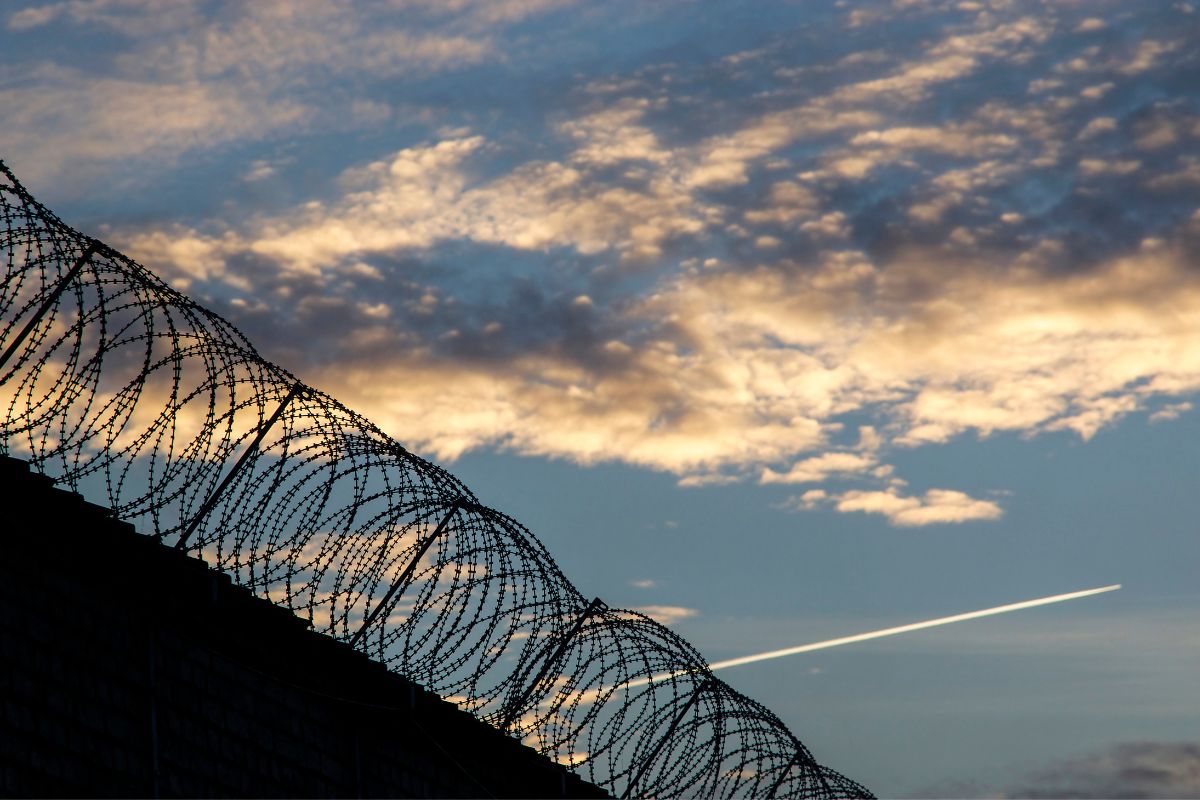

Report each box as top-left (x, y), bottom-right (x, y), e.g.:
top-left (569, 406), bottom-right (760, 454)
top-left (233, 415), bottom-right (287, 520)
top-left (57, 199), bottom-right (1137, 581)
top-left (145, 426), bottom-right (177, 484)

top-left (0, 455), bottom-right (608, 798)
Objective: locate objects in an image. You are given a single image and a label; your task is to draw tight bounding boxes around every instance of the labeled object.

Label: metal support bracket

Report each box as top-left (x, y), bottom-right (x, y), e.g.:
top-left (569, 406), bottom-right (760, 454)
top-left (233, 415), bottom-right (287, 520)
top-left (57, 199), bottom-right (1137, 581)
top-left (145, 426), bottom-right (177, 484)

top-left (765, 745), bottom-right (832, 798)
top-left (347, 499), bottom-right (469, 649)
top-left (174, 381), bottom-right (304, 550)
top-left (766, 751), bottom-right (800, 798)
top-left (621, 676), bottom-right (715, 799)
top-left (0, 240), bottom-right (100, 378)
top-left (498, 596), bottom-right (607, 731)
top-left (818, 765), bottom-right (835, 797)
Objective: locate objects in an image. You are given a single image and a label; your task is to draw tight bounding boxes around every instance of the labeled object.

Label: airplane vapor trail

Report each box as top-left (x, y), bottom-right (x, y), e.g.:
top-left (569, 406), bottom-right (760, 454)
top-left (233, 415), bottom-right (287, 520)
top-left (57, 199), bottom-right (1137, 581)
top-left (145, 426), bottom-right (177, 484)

top-left (519, 585), bottom-right (1121, 719)
top-left (595, 584), bottom-right (1122, 697)
top-left (705, 583), bottom-right (1122, 672)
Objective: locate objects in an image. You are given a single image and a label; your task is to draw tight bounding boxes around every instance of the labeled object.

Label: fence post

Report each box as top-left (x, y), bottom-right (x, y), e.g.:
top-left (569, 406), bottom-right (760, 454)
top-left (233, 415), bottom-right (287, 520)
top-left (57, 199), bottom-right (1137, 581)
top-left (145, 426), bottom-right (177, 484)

top-left (621, 676), bottom-right (714, 799)
top-left (347, 499), bottom-right (470, 648)
top-left (174, 381), bottom-right (304, 550)
top-left (498, 596), bottom-right (607, 731)
top-left (0, 240), bottom-right (99, 378)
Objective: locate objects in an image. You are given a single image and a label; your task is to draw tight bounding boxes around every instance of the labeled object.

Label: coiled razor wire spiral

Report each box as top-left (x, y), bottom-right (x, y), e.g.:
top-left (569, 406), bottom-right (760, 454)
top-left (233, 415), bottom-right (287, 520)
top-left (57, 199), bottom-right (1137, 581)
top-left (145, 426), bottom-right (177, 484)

top-left (0, 160), bottom-right (872, 799)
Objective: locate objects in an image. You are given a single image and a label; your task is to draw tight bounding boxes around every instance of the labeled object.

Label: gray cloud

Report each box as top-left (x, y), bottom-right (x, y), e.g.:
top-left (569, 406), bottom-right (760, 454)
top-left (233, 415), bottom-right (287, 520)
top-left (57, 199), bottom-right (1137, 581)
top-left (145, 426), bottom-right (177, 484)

top-left (1009, 741), bottom-right (1200, 799)
top-left (0, 0), bottom-right (572, 186)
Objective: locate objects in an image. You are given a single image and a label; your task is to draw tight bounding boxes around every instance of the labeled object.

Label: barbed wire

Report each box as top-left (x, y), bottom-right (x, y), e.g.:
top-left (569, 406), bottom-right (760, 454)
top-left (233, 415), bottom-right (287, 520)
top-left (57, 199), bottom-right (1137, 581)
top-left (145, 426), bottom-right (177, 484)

top-left (0, 160), bottom-right (872, 799)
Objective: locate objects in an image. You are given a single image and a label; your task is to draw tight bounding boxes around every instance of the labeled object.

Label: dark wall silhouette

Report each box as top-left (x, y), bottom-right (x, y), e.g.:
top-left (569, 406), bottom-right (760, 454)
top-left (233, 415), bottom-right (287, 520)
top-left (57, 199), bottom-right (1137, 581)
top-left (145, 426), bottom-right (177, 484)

top-left (0, 455), bottom-right (608, 798)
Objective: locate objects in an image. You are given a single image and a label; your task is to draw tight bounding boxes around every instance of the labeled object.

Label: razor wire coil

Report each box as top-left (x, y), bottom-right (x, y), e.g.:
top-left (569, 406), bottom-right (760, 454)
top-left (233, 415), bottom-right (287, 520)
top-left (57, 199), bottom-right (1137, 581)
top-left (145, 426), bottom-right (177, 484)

top-left (0, 160), bottom-right (871, 799)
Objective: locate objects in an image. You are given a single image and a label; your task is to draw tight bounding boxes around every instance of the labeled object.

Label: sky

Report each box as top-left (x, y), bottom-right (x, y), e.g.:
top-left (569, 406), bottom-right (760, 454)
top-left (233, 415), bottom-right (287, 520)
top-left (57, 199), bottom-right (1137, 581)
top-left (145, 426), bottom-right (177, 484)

top-left (3, 0), bottom-right (1199, 795)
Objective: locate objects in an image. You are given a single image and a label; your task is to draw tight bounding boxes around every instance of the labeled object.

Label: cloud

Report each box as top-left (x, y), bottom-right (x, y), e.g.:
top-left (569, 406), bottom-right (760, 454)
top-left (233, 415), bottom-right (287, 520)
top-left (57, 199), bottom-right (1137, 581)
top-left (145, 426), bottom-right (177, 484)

top-left (641, 239), bottom-right (1200, 453)
top-left (1008, 741), bottom-right (1200, 799)
top-left (238, 152), bottom-right (310, 185)
top-left (0, 70), bottom-right (310, 182)
top-left (224, 219), bottom-right (1187, 527)
top-left (1150, 401), bottom-right (1194, 423)
top-left (124, 145), bottom-right (1200, 522)
top-left (829, 16), bottom-right (1050, 105)
top-left (8, 5), bottom-right (61, 30)
top-left (1079, 157), bottom-right (1141, 177)
top-left (849, 126), bottom-right (1018, 158)
top-left (1077, 116), bottom-right (1118, 139)
top-left (785, 487), bottom-right (1003, 527)
top-left (120, 226), bottom-right (248, 289)
top-left (134, 2), bottom-right (494, 83)
top-left (8, 0), bottom-right (203, 35)
top-left (241, 132), bottom-right (711, 270)
top-left (761, 452), bottom-right (878, 485)
top-left (559, 99), bottom-right (671, 167)
top-left (629, 605), bottom-right (699, 626)
top-left (0, 0), bottom-right (564, 183)
top-left (35, 0), bottom-right (1200, 526)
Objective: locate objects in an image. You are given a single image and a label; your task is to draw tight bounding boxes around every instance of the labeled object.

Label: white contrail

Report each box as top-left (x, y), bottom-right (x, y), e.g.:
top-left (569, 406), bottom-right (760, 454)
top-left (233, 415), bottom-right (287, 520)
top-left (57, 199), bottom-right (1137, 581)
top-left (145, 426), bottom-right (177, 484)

top-left (603, 584), bottom-right (1121, 695)
top-left (705, 583), bottom-right (1122, 672)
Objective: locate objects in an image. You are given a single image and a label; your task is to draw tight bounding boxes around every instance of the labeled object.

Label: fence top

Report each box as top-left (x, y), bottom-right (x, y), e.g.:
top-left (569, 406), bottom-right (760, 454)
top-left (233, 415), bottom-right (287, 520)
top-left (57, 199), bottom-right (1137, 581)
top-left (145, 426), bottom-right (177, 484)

top-left (0, 159), bottom-right (871, 800)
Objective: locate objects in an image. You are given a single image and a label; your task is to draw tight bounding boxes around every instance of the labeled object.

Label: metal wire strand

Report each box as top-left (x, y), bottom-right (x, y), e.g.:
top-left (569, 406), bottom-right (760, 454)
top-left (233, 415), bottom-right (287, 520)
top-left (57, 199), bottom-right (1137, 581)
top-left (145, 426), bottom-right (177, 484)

top-left (0, 160), bottom-right (872, 799)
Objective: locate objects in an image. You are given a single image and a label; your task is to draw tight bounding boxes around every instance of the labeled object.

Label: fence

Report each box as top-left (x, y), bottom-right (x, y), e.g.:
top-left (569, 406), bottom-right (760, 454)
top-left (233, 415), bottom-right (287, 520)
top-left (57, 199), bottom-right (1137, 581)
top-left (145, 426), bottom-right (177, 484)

top-left (0, 160), bottom-right (870, 799)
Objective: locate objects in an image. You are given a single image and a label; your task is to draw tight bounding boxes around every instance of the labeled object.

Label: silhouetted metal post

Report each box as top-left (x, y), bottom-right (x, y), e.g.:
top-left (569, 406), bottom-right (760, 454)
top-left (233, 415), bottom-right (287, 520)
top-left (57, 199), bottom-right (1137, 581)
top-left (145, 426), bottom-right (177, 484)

top-left (766, 748), bottom-right (835, 798)
top-left (498, 596), bottom-right (606, 731)
top-left (0, 240), bottom-right (99, 378)
top-left (347, 499), bottom-right (470, 648)
top-left (817, 765), bottom-right (836, 797)
top-left (174, 381), bottom-right (304, 550)
top-left (620, 676), bottom-right (715, 799)
top-left (766, 751), bottom-right (800, 798)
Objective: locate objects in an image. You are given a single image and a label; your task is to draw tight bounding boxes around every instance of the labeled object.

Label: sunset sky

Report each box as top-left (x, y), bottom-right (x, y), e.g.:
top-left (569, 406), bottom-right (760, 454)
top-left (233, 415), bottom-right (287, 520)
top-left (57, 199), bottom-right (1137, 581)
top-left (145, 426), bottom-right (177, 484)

top-left (4, 0), bottom-right (1200, 795)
